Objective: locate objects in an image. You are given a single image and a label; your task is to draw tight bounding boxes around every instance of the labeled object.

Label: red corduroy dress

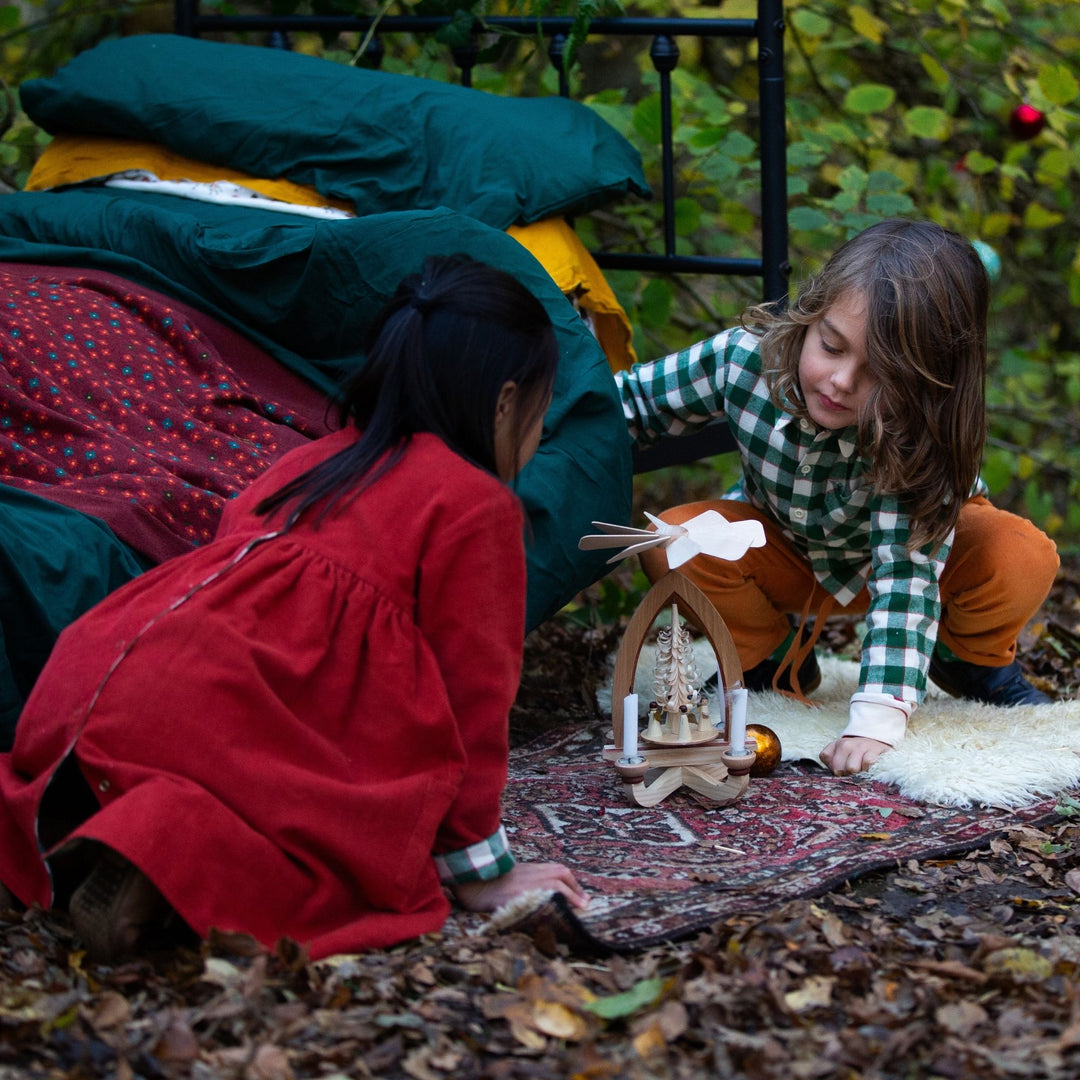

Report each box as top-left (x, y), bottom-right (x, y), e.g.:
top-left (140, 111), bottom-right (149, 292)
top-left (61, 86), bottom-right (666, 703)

top-left (0, 429), bottom-right (524, 958)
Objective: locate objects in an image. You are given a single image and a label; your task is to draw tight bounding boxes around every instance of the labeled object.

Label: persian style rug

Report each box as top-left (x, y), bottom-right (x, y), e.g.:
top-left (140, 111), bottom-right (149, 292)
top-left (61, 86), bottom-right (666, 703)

top-left (485, 721), bottom-right (1067, 954)
top-left (479, 654), bottom-right (1078, 953)
top-left (599, 650), bottom-right (1080, 809)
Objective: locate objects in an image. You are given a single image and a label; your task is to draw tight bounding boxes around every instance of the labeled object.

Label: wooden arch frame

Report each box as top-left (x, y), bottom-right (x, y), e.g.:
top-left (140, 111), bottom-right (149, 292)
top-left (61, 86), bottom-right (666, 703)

top-left (610, 570), bottom-right (742, 752)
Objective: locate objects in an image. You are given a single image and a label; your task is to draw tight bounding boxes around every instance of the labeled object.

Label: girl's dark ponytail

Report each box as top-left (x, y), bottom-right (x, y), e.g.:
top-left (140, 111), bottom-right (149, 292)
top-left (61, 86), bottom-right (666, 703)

top-left (256, 255), bottom-right (558, 529)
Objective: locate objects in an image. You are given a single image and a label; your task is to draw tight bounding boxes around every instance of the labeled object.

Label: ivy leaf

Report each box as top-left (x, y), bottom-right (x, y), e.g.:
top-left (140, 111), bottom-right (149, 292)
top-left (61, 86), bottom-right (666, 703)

top-left (828, 191), bottom-right (860, 212)
top-left (1038, 63), bottom-right (1079, 106)
top-left (789, 207), bottom-right (831, 232)
top-left (837, 165), bottom-right (868, 194)
top-left (702, 155), bottom-right (742, 185)
top-left (1023, 204), bottom-right (1065, 229)
top-left (433, 9), bottom-right (477, 51)
top-left (686, 127), bottom-right (725, 151)
top-left (866, 170), bottom-right (906, 193)
top-left (633, 94), bottom-right (662, 145)
top-left (980, 211), bottom-right (1012, 237)
top-left (787, 141), bottom-right (828, 168)
top-left (843, 84), bottom-right (895, 115)
top-left (866, 192), bottom-right (915, 216)
top-left (964, 151), bottom-right (998, 176)
top-left (919, 53), bottom-right (949, 91)
top-left (848, 5), bottom-right (888, 45)
top-left (638, 278), bottom-right (672, 330)
top-left (717, 130), bottom-right (757, 162)
top-left (791, 9), bottom-right (831, 37)
top-left (582, 976), bottom-right (665, 1019)
top-left (980, 449), bottom-right (1014, 493)
top-left (674, 198), bottom-right (701, 237)
top-left (1036, 148), bottom-right (1072, 184)
top-left (903, 106), bottom-right (952, 140)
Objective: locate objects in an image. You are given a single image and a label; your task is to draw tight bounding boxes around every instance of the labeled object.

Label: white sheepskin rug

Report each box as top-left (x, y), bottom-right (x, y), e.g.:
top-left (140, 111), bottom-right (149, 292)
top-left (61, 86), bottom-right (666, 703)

top-left (598, 643), bottom-right (1080, 810)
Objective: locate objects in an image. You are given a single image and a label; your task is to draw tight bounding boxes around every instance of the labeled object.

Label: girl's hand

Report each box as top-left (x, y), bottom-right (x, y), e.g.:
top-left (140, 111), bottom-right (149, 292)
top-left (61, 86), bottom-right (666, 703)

top-left (820, 735), bottom-right (891, 775)
top-left (451, 862), bottom-right (589, 913)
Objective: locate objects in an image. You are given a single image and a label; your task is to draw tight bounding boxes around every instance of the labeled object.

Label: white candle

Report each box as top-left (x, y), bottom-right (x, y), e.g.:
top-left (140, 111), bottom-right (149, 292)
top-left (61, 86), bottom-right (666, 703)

top-left (622, 693), bottom-right (639, 759)
top-left (729, 687), bottom-right (749, 755)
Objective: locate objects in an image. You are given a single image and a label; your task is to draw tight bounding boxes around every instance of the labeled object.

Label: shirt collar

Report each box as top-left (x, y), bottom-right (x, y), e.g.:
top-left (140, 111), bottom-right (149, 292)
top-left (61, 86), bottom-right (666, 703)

top-left (836, 432), bottom-right (858, 459)
top-left (779, 412), bottom-right (858, 459)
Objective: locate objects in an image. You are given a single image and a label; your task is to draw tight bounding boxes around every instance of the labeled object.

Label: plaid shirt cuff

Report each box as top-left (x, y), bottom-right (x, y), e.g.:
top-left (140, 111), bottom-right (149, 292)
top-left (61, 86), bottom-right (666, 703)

top-left (434, 826), bottom-right (516, 886)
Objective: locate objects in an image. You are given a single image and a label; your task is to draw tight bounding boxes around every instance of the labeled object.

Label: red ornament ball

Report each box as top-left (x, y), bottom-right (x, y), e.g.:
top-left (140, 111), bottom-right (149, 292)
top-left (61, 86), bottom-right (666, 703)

top-left (1009, 103), bottom-right (1046, 140)
top-left (746, 723), bottom-right (782, 777)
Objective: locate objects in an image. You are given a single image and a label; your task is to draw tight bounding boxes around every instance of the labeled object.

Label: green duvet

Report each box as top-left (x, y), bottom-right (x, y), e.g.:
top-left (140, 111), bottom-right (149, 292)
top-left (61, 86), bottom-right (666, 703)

top-left (0, 188), bottom-right (632, 738)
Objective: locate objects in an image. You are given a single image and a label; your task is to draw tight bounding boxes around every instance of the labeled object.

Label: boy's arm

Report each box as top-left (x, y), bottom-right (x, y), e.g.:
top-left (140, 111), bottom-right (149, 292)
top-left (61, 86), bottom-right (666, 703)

top-left (835, 498), bottom-right (951, 759)
top-left (615, 328), bottom-right (739, 445)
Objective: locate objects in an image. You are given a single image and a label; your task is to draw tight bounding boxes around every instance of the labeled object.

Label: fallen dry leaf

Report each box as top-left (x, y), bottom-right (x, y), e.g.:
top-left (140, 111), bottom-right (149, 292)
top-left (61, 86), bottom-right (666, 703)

top-left (784, 975), bottom-right (836, 1013)
top-left (244, 1043), bottom-right (294, 1080)
top-left (531, 999), bottom-right (590, 1040)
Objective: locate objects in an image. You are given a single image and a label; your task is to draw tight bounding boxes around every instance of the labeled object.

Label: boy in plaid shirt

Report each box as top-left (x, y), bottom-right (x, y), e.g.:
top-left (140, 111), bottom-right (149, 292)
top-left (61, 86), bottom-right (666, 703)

top-left (617, 220), bottom-right (1058, 775)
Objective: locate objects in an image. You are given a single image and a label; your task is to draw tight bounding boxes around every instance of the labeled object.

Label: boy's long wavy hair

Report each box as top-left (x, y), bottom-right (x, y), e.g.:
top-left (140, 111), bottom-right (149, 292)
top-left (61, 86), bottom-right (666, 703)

top-left (256, 254), bottom-right (559, 529)
top-left (747, 219), bottom-right (988, 550)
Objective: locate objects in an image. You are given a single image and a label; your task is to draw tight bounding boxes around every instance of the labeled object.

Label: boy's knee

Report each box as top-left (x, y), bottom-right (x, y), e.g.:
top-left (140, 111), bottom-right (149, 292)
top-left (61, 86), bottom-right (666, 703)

top-left (997, 514), bottom-right (1058, 592)
top-left (952, 502), bottom-right (1058, 602)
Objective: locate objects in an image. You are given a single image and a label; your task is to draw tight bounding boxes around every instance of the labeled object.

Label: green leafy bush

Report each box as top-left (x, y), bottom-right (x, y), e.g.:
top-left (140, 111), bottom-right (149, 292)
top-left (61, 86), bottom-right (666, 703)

top-left (2, 0), bottom-right (1077, 542)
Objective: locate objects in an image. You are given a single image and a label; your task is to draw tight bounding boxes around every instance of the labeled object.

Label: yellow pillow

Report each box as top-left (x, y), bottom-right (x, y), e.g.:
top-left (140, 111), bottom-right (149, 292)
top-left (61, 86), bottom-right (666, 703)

top-left (507, 219), bottom-right (636, 372)
top-left (25, 137), bottom-right (636, 372)
top-left (24, 133), bottom-right (354, 212)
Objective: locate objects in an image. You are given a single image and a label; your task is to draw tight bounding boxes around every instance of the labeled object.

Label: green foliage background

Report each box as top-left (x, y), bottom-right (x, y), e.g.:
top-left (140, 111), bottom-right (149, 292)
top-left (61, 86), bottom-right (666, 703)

top-left (2, 0), bottom-right (1078, 547)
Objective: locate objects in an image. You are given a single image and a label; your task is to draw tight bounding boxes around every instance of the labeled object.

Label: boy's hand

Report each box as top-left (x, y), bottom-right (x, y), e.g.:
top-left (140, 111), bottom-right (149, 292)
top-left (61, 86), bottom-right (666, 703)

top-left (452, 862), bottom-right (589, 913)
top-left (819, 735), bottom-right (891, 775)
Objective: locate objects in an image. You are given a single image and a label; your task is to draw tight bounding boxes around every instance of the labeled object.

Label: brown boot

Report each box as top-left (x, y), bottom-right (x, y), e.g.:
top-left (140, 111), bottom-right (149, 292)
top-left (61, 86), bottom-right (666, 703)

top-left (69, 848), bottom-right (175, 962)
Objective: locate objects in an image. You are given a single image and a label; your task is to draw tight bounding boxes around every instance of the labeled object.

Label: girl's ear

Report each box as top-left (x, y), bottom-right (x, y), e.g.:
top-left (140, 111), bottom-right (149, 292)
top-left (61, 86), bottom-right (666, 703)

top-left (494, 380), bottom-right (518, 425)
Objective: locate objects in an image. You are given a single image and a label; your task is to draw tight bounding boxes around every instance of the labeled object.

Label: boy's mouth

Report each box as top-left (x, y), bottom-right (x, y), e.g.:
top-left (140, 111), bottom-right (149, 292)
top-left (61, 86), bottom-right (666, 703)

top-left (817, 392), bottom-right (849, 412)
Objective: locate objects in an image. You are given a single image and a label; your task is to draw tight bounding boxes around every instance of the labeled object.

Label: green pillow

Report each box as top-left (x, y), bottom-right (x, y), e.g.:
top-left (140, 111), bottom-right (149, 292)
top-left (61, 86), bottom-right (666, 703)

top-left (20, 34), bottom-right (650, 230)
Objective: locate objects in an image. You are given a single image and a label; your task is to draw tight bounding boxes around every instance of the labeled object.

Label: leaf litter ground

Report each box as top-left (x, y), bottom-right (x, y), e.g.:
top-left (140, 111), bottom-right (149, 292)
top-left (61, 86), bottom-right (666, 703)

top-left (1, 558), bottom-right (1078, 1079)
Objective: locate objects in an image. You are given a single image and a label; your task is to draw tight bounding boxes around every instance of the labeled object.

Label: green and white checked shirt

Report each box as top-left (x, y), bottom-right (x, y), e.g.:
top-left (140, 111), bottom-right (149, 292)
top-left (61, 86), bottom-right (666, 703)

top-left (617, 327), bottom-right (959, 729)
top-left (434, 825), bottom-right (515, 886)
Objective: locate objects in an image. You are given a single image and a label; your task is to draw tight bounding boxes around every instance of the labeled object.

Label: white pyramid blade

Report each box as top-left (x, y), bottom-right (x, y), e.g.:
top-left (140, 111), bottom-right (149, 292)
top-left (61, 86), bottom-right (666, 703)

top-left (589, 520), bottom-right (656, 537)
top-left (664, 535), bottom-right (701, 569)
top-left (605, 537), bottom-right (671, 564)
top-left (578, 533), bottom-right (658, 551)
top-left (681, 510), bottom-right (767, 562)
top-left (643, 511), bottom-right (687, 540)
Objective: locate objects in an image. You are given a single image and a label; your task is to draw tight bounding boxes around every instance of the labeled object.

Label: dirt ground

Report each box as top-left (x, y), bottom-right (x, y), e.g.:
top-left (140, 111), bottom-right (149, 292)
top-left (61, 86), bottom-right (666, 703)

top-left (0, 558), bottom-right (1078, 1079)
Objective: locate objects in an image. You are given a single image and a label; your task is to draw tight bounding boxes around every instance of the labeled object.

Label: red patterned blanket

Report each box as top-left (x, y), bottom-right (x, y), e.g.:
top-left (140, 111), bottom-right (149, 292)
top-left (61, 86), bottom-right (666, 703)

top-left (0, 262), bottom-right (330, 562)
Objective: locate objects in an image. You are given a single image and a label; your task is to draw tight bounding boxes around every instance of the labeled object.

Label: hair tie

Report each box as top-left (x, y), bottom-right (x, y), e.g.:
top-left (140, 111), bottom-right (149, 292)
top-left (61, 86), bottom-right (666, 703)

top-left (410, 283), bottom-right (439, 317)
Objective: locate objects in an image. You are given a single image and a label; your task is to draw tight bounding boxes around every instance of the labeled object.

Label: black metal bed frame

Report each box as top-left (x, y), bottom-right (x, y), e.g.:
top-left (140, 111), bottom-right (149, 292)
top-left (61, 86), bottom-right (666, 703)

top-left (172, 1), bottom-right (789, 470)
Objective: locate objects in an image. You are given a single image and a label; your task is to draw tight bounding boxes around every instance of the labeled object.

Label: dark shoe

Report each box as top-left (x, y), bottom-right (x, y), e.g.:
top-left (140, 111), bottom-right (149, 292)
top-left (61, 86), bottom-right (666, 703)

top-left (704, 645), bottom-right (821, 696)
top-left (929, 653), bottom-right (1052, 707)
top-left (743, 647), bottom-right (822, 695)
top-left (69, 848), bottom-right (175, 963)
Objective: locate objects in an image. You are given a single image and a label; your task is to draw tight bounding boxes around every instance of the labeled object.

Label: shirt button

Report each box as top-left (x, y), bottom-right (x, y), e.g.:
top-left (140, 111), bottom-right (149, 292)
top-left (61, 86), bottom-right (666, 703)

top-left (800, 464), bottom-right (811, 475)
top-left (98, 779), bottom-right (110, 793)
top-left (792, 508), bottom-right (806, 521)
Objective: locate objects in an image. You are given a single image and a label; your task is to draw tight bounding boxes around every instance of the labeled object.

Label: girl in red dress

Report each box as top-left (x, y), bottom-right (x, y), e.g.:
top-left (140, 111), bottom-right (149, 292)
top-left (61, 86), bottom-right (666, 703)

top-left (0, 255), bottom-right (587, 960)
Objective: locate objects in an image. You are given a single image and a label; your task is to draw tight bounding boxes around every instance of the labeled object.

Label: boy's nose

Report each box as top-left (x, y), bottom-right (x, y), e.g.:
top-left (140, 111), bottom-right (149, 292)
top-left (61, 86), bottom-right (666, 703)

top-left (831, 364), bottom-right (855, 391)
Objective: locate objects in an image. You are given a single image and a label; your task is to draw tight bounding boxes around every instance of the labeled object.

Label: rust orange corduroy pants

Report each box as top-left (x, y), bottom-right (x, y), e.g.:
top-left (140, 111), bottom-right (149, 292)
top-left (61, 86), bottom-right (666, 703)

top-left (637, 496), bottom-right (1059, 672)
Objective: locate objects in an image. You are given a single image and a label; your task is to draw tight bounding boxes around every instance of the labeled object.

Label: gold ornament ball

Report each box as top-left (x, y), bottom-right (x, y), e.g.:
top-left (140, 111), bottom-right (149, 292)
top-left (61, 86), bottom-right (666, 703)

top-left (746, 724), bottom-right (782, 777)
